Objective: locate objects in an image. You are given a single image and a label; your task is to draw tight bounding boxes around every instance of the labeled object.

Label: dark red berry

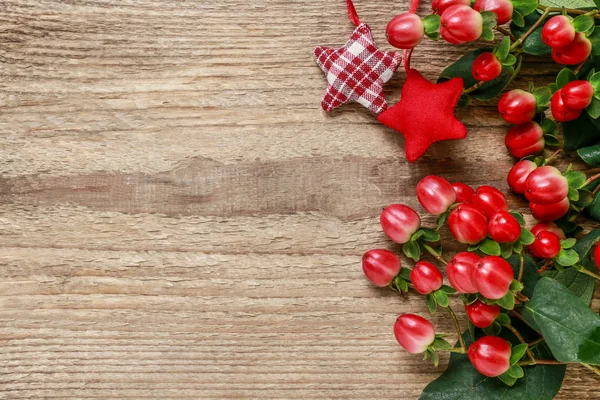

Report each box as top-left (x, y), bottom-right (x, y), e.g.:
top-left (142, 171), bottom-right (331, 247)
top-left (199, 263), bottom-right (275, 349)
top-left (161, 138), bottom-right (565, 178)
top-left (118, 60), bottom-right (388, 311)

top-left (498, 89), bottom-right (536, 125)
top-left (432, 0), bottom-right (471, 15)
top-left (452, 182), bottom-right (475, 204)
top-left (561, 80), bottom-right (594, 109)
top-left (472, 185), bottom-right (508, 219)
top-left (448, 203), bottom-right (488, 244)
top-left (508, 160), bottom-right (537, 194)
top-left (417, 176), bottom-right (457, 215)
top-left (472, 256), bottom-right (514, 299)
top-left (410, 261), bottom-right (444, 294)
top-left (386, 13), bottom-right (425, 49)
top-left (529, 231), bottom-right (561, 259)
top-left (394, 314), bottom-right (436, 354)
top-left (551, 89), bottom-right (582, 122)
top-left (468, 336), bottom-right (511, 377)
top-left (447, 252), bottom-right (480, 293)
top-left (530, 198), bottom-right (570, 221)
top-left (505, 122), bottom-right (545, 158)
top-left (525, 166), bottom-right (568, 205)
top-left (466, 300), bottom-right (500, 328)
top-left (488, 211), bottom-right (521, 243)
top-left (472, 52), bottom-right (502, 82)
top-left (380, 204), bottom-right (421, 244)
top-left (542, 15), bottom-right (575, 49)
top-left (530, 221), bottom-right (566, 239)
top-left (440, 5), bottom-right (483, 44)
top-left (552, 32), bottom-right (592, 65)
top-left (473, 0), bottom-right (513, 25)
top-left (362, 249), bottom-right (402, 287)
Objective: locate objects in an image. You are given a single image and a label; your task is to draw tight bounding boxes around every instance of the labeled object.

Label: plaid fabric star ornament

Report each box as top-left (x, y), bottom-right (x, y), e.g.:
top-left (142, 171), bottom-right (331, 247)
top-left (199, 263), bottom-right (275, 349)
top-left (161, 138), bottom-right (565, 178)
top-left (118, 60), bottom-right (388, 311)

top-left (314, 23), bottom-right (402, 114)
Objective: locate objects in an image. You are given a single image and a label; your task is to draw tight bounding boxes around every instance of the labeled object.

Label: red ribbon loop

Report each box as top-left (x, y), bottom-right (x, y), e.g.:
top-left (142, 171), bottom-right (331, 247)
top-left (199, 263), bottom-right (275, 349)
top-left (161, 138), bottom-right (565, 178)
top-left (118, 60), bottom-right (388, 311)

top-left (346, 0), bottom-right (361, 26)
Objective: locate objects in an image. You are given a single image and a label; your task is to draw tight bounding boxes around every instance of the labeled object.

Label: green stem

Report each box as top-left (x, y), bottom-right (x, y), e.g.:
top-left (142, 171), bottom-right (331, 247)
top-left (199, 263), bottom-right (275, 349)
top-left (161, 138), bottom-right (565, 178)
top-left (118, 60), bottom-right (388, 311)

top-left (510, 8), bottom-right (551, 51)
top-left (518, 359), bottom-right (568, 366)
top-left (577, 266), bottom-right (600, 281)
top-left (544, 148), bottom-right (563, 165)
top-left (422, 243), bottom-right (448, 265)
top-left (507, 324), bottom-right (536, 363)
top-left (582, 363), bottom-right (600, 376)
top-left (448, 347), bottom-right (468, 354)
top-left (584, 172), bottom-right (600, 187)
top-left (537, 5), bottom-right (600, 19)
top-left (463, 80), bottom-right (486, 94)
top-left (518, 252), bottom-right (525, 283)
top-left (446, 305), bottom-right (467, 352)
top-left (528, 337), bottom-right (545, 348)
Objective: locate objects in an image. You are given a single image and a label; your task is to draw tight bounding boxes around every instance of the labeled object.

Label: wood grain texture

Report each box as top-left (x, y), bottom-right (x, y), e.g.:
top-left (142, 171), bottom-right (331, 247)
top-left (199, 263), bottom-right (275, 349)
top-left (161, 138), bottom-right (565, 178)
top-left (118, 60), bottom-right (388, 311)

top-left (0, 0), bottom-right (597, 398)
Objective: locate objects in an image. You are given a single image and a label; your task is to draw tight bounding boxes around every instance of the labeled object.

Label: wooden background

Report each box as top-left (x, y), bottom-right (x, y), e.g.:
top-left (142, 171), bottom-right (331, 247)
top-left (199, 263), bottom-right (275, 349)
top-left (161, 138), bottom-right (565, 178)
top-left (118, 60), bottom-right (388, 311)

top-left (0, 0), bottom-right (597, 398)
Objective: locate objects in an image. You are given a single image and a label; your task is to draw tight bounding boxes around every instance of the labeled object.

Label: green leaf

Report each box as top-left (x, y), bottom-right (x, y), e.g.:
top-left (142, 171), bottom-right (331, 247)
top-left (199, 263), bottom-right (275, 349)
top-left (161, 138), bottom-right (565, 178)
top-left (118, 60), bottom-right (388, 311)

top-left (402, 240), bottom-right (422, 261)
top-left (590, 71), bottom-right (600, 92)
top-left (495, 36), bottom-right (511, 60)
top-left (399, 268), bottom-right (411, 281)
top-left (578, 143), bottom-right (600, 166)
top-left (573, 14), bottom-right (595, 33)
top-left (510, 12), bottom-right (550, 55)
top-left (588, 26), bottom-right (600, 56)
top-left (481, 27), bottom-right (495, 41)
top-left (497, 371), bottom-right (518, 386)
top-left (587, 192), bottom-right (600, 220)
top-left (544, 134), bottom-right (560, 147)
top-left (481, 11), bottom-right (497, 30)
top-left (468, 243), bottom-right (480, 252)
top-left (556, 67), bottom-right (577, 89)
top-left (442, 284), bottom-right (457, 294)
top-left (540, 117), bottom-right (558, 135)
top-left (510, 212), bottom-right (526, 226)
top-left (511, 10), bottom-right (525, 28)
top-left (507, 364), bottom-right (525, 379)
top-left (513, 241), bottom-right (523, 254)
top-left (587, 96), bottom-right (600, 119)
top-left (394, 276), bottom-right (409, 292)
top-left (574, 189), bottom-right (594, 208)
top-left (544, 267), bottom-right (595, 305)
top-left (496, 291), bottom-right (515, 310)
top-left (509, 279), bottom-right (524, 292)
top-left (436, 212), bottom-right (448, 230)
top-left (410, 229), bottom-right (425, 241)
top-left (480, 238), bottom-right (501, 256)
top-left (507, 254), bottom-right (540, 298)
top-left (561, 238), bottom-right (577, 249)
top-left (500, 242), bottom-right (513, 259)
top-left (522, 277), bottom-right (600, 364)
top-left (433, 289), bottom-right (449, 308)
top-left (496, 313), bottom-right (511, 326)
top-left (519, 228), bottom-right (535, 245)
top-left (426, 293), bottom-right (437, 314)
top-left (432, 337), bottom-right (452, 350)
top-left (568, 186), bottom-right (580, 201)
top-left (512, 0), bottom-right (538, 15)
top-left (565, 170), bottom-right (587, 189)
top-left (533, 86), bottom-right (552, 108)
top-left (484, 321), bottom-right (502, 335)
top-left (423, 14), bottom-right (440, 35)
top-left (562, 113), bottom-right (600, 152)
top-left (421, 227), bottom-right (441, 242)
top-left (556, 248), bottom-right (580, 266)
top-left (539, 0), bottom-right (595, 9)
top-left (501, 54), bottom-right (517, 66)
top-left (510, 344), bottom-right (529, 365)
top-left (572, 229), bottom-right (600, 259)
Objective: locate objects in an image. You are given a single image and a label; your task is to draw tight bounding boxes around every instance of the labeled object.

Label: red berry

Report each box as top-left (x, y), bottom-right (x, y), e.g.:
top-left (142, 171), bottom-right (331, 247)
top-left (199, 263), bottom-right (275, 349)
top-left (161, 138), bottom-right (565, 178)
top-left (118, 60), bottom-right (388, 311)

top-left (446, 252), bottom-right (480, 293)
top-left (472, 185), bottom-right (508, 219)
top-left (410, 261), bottom-right (444, 294)
top-left (552, 32), bottom-right (592, 65)
top-left (466, 300), bottom-right (500, 328)
top-left (488, 211), bottom-right (521, 243)
top-left (472, 52), bottom-right (502, 82)
top-left (529, 231), bottom-right (561, 258)
top-left (473, 0), bottom-right (513, 25)
top-left (561, 80), bottom-right (594, 109)
top-left (542, 15), bottom-right (575, 49)
top-left (530, 198), bottom-right (570, 221)
top-left (380, 204), bottom-right (421, 244)
top-left (416, 175), bottom-right (457, 215)
top-left (594, 245), bottom-right (600, 269)
top-left (394, 314), bottom-right (436, 354)
top-left (386, 13), bottom-right (425, 49)
top-left (505, 122), bottom-right (545, 158)
top-left (452, 182), bottom-right (475, 203)
top-left (448, 203), bottom-right (488, 244)
top-left (551, 89), bottom-right (582, 122)
top-left (362, 249), bottom-right (402, 287)
top-left (508, 160), bottom-right (537, 194)
top-left (498, 89), bottom-right (537, 124)
top-left (468, 336), bottom-right (511, 377)
top-left (472, 256), bottom-right (514, 299)
top-left (440, 5), bottom-right (483, 44)
top-left (530, 221), bottom-right (566, 240)
top-left (525, 166), bottom-right (568, 205)
top-left (432, 0), bottom-right (471, 15)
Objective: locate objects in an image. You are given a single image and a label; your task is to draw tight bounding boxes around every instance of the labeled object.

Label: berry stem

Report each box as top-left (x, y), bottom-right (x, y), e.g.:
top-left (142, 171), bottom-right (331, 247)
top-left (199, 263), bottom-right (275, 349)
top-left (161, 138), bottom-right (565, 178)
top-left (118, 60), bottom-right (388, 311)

top-left (544, 148), bottom-right (563, 165)
top-left (445, 304), bottom-right (467, 352)
top-left (518, 359), bottom-right (568, 366)
top-left (496, 26), bottom-right (516, 41)
top-left (584, 172), bottom-right (600, 187)
top-left (518, 252), bottom-right (525, 282)
top-left (422, 242), bottom-right (448, 265)
top-left (509, 8), bottom-right (551, 51)
top-left (463, 80), bottom-right (486, 94)
top-left (537, 259), bottom-right (553, 273)
top-left (576, 266), bottom-right (600, 281)
top-left (528, 336), bottom-right (545, 348)
top-left (506, 323), bottom-right (535, 363)
top-left (582, 363), bottom-right (600, 376)
top-left (447, 347), bottom-right (468, 354)
top-left (537, 5), bottom-right (600, 18)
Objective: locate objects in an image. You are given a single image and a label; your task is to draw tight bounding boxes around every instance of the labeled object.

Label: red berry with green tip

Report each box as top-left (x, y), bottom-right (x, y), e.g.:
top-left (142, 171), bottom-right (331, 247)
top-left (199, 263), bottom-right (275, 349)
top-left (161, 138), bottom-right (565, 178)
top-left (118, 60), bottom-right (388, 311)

top-left (448, 203), bottom-right (489, 244)
top-left (498, 89), bottom-right (537, 124)
top-left (525, 166), bottom-right (569, 205)
top-left (508, 160), bottom-right (537, 194)
top-left (362, 249), bottom-right (402, 287)
top-left (432, 0), bottom-right (471, 15)
top-left (552, 32), bottom-right (592, 65)
top-left (466, 300), bottom-right (501, 328)
top-left (416, 175), bottom-right (457, 215)
top-left (529, 231), bottom-right (561, 258)
top-left (472, 52), bottom-right (502, 82)
top-left (386, 13), bottom-right (425, 49)
top-left (468, 336), bottom-right (511, 377)
top-left (505, 122), bottom-right (545, 158)
top-left (452, 182), bottom-right (475, 203)
top-left (488, 211), bottom-right (521, 243)
top-left (472, 256), bottom-right (514, 299)
top-left (410, 261), bottom-right (444, 294)
top-left (542, 15), bottom-right (575, 49)
top-left (380, 204), bottom-right (421, 244)
top-left (440, 5), bottom-right (483, 44)
top-left (561, 80), bottom-right (594, 109)
top-left (394, 314), bottom-right (436, 354)
top-left (530, 197), bottom-right (570, 221)
top-left (551, 89), bottom-right (582, 122)
top-left (447, 252), bottom-right (480, 293)
top-left (472, 185), bottom-right (508, 219)
top-left (473, 0), bottom-right (513, 25)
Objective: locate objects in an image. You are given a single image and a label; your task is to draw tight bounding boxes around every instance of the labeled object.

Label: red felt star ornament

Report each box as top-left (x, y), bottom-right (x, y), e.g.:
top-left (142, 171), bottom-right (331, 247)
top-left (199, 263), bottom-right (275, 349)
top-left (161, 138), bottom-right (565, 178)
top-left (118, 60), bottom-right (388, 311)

top-left (378, 69), bottom-right (467, 162)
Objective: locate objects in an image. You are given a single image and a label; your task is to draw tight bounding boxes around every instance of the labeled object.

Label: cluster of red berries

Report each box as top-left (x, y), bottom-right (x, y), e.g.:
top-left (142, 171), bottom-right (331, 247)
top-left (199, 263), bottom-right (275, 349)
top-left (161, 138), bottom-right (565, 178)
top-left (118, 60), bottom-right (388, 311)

top-left (542, 15), bottom-right (592, 66)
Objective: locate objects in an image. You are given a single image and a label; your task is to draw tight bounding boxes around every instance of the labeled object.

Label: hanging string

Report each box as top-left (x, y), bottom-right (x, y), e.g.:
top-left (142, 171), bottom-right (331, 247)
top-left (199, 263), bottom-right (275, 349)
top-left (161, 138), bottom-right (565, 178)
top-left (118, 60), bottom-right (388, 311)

top-left (346, 0), bottom-right (361, 26)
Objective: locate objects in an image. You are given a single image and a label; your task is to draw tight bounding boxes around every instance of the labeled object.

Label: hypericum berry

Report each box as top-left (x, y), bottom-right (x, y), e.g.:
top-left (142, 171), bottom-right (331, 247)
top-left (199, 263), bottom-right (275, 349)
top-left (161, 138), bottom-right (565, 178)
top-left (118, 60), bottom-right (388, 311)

top-left (530, 197), bottom-right (570, 221)
top-left (380, 204), bottom-right (421, 244)
top-left (498, 89), bottom-right (537, 125)
top-left (530, 221), bottom-right (566, 240)
top-left (472, 52), bottom-right (502, 82)
top-left (468, 336), bottom-right (511, 377)
top-left (561, 80), bottom-right (594, 109)
top-left (466, 300), bottom-right (500, 328)
top-left (440, 5), bottom-right (483, 44)
top-left (452, 182), bottom-right (475, 204)
top-left (488, 211), bottom-right (521, 243)
top-left (394, 314), bottom-right (436, 354)
top-left (525, 166), bottom-right (569, 205)
top-left (446, 252), bottom-right (480, 293)
top-left (508, 160), bottom-right (537, 194)
top-left (594, 245), bottom-right (600, 269)
top-left (473, 0), bottom-right (513, 25)
top-left (416, 175), bottom-right (457, 215)
top-left (448, 203), bottom-right (488, 244)
top-left (432, 0), bottom-right (471, 15)
top-left (472, 256), bottom-right (514, 299)
top-left (529, 231), bottom-right (561, 258)
top-left (362, 249), bottom-right (401, 287)
top-left (472, 185), bottom-right (508, 219)
top-left (505, 122), bottom-right (545, 158)
top-left (542, 15), bottom-right (575, 49)
top-left (410, 261), bottom-right (444, 294)
top-left (552, 32), bottom-right (592, 65)
top-left (551, 89), bottom-right (582, 122)
top-left (386, 13), bottom-right (425, 49)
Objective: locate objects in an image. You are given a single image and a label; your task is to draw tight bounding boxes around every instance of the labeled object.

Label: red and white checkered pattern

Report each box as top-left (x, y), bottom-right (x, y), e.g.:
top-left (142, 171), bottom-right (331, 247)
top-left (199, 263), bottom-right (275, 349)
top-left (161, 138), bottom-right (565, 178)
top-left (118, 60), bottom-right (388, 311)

top-left (314, 23), bottom-right (402, 114)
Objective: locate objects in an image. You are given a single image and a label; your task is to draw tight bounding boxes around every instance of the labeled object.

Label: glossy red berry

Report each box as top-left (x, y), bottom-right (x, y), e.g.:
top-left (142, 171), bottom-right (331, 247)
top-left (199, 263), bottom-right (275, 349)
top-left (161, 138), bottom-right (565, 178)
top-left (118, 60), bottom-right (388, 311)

top-left (561, 80), bottom-right (594, 109)
top-left (432, 0), bottom-right (471, 15)
top-left (473, 0), bottom-right (513, 25)
top-left (362, 249), bottom-right (402, 287)
top-left (542, 15), bottom-right (575, 49)
top-left (472, 185), bottom-right (508, 219)
top-left (446, 252), bottom-right (480, 293)
top-left (551, 89), bottom-right (582, 122)
top-left (468, 336), bottom-right (511, 377)
top-left (380, 204), bottom-right (421, 244)
top-left (416, 175), bottom-right (457, 215)
top-left (530, 221), bottom-right (566, 240)
top-left (394, 314), bottom-right (436, 354)
top-left (466, 300), bottom-right (500, 328)
top-left (472, 52), bottom-right (502, 82)
top-left (529, 231), bottom-right (561, 258)
top-left (410, 261), bottom-right (444, 294)
top-left (594, 245), bottom-right (600, 269)
top-left (440, 5), bottom-right (483, 44)
top-left (488, 211), bottom-right (521, 243)
top-left (530, 197), bottom-right (570, 221)
top-left (448, 203), bottom-right (488, 244)
top-left (386, 13), bottom-right (425, 49)
top-left (508, 160), bottom-right (537, 194)
top-left (552, 32), bottom-right (592, 65)
top-left (505, 122), bottom-right (545, 158)
top-left (525, 166), bottom-right (568, 205)
top-left (498, 89), bottom-right (537, 124)
top-left (452, 182), bottom-right (475, 204)
top-left (472, 256), bottom-right (514, 299)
